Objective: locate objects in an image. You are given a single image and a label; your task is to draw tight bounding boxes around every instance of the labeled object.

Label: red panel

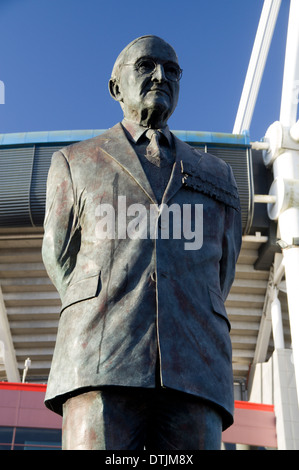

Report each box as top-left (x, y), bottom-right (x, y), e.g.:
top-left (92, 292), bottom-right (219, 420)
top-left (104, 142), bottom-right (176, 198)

top-left (222, 407), bottom-right (277, 448)
top-left (0, 388), bottom-right (62, 429)
top-left (0, 382), bottom-right (47, 392)
top-left (235, 400), bottom-right (274, 412)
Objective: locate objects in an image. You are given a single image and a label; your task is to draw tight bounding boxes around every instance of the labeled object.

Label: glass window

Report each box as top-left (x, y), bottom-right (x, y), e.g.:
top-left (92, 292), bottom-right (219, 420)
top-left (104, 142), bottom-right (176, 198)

top-left (13, 427), bottom-right (61, 450)
top-left (0, 427), bottom-right (14, 450)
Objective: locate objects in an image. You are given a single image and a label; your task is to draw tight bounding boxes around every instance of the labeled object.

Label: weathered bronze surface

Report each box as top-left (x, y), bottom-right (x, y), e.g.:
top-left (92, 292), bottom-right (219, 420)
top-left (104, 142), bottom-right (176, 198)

top-left (61, 388), bottom-right (223, 450)
top-left (42, 35), bottom-right (242, 450)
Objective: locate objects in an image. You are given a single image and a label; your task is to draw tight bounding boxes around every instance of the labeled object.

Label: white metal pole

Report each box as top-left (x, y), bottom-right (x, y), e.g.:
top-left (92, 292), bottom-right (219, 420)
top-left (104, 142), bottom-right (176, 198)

top-left (279, 0), bottom-right (299, 127)
top-left (0, 285), bottom-right (20, 382)
top-left (233, 0), bottom-right (282, 134)
top-left (271, 289), bottom-right (285, 349)
top-left (270, 0), bottom-right (299, 405)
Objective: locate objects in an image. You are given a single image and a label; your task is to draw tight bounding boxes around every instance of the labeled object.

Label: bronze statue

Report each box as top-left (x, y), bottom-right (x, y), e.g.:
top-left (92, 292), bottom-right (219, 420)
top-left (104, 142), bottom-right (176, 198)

top-left (42, 35), bottom-right (242, 450)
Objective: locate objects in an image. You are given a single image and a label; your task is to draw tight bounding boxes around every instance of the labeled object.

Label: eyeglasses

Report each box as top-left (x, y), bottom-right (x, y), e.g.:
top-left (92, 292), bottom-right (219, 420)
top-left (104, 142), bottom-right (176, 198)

top-left (122, 58), bottom-right (183, 82)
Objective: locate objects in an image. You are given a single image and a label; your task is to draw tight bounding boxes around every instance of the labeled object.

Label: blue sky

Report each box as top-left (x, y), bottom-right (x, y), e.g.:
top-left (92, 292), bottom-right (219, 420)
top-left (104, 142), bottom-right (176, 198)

top-left (0, 0), bottom-right (291, 141)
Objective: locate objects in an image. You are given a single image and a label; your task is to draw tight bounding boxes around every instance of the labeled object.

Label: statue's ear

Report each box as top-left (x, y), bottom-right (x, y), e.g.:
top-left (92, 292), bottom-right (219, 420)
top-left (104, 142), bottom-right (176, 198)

top-left (108, 78), bottom-right (122, 102)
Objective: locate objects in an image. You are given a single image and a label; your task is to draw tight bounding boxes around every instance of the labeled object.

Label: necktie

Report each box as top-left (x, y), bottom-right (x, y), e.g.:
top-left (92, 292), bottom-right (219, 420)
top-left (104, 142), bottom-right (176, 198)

top-left (145, 129), bottom-right (169, 167)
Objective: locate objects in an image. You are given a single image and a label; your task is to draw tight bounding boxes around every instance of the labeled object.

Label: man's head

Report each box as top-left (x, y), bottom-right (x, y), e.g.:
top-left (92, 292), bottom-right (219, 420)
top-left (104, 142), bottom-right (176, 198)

top-left (109, 35), bottom-right (182, 129)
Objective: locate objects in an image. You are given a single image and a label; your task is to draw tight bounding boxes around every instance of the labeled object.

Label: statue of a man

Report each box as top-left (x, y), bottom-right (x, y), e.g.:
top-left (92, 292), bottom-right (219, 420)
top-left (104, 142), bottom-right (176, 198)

top-left (42, 35), bottom-right (242, 450)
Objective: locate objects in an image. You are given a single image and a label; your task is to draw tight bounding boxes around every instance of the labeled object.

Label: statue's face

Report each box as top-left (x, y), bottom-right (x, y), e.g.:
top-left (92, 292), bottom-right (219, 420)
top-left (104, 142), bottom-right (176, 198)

top-left (112, 37), bottom-right (180, 128)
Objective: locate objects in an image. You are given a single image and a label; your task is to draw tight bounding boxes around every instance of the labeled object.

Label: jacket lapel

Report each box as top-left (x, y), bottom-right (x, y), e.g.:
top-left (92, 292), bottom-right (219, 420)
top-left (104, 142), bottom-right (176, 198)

top-left (99, 123), bottom-right (157, 204)
top-left (98, 124), bottom-right (204, 207)
top-left (162, 134), bottom-right (203, 205)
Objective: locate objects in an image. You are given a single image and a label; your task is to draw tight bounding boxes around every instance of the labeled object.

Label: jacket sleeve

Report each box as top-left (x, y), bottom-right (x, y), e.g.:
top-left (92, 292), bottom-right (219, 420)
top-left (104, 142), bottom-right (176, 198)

top-left (42, 150), bottom-right (78, 298)
top-left (219, 165), bottom-right (242, 300)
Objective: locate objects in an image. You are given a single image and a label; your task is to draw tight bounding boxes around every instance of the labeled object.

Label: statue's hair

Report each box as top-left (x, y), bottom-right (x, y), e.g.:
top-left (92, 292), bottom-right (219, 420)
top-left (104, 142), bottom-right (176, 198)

top-left (110, 35), bottom-right (178, 81)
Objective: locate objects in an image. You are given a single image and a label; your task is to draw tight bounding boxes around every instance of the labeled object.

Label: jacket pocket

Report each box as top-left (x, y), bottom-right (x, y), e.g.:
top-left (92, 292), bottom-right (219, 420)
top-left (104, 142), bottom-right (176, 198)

top-left (209, 287), bottom-right (231, 331)
top-left (61, 273), bottom-right (101, 313)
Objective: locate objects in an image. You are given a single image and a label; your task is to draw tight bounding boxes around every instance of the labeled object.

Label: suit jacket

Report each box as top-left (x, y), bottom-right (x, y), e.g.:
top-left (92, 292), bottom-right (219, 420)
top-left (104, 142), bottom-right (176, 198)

top-left (42, 123), bottom-right (242, 430)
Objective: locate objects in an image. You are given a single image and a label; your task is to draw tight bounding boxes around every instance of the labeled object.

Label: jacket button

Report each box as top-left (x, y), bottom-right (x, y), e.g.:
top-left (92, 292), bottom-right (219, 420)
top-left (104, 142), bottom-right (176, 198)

top-left (150, 272), bottom-right (157, 282)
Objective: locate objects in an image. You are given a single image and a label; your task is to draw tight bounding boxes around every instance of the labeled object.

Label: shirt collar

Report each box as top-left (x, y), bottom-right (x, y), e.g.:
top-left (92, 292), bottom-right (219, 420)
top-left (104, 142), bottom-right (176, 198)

top-left (122, 118), bottom-right (172, 146)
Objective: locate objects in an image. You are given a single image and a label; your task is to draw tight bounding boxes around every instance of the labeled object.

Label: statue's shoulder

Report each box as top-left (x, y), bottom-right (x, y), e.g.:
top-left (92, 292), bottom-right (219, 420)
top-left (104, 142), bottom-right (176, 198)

top-left (192, 146), bottom-right (230, 177)
top-left (58, 125), bottom-right (120, 162)
top-left (174, 137), bottom-right (240, 211)
top-left (172, 133), bottom-right (231, 179)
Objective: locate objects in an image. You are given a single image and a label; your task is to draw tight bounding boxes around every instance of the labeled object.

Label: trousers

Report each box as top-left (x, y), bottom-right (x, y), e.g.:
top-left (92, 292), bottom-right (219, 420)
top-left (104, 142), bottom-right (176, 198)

top-left (62, 387), bottom-right (223, 450)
